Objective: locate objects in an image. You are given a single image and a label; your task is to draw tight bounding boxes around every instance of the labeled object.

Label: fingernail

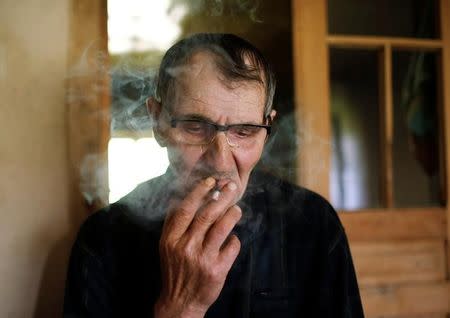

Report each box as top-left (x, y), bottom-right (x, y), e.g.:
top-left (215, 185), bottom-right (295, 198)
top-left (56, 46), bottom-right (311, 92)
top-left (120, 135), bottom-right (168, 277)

top-left (205, 177), bottom-right (215, 187)
top-left (228, 182), bottom-right (237, 191)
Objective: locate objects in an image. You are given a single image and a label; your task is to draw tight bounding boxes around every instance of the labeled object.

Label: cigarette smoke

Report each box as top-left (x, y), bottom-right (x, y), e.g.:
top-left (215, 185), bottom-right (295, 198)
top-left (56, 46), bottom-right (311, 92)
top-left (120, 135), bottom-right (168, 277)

top-left (67, 43), bottom-right (160, 207)
top-left (68, 44), bottom-right (330, 213)
top-left (67, 0), bottom-right (330, 225)
top-left (66, 43), bottom-right (110, 207)
top-left (169, 0), bottom-right (262, 23)
top-left (110, 60), bottom-right (156, 133)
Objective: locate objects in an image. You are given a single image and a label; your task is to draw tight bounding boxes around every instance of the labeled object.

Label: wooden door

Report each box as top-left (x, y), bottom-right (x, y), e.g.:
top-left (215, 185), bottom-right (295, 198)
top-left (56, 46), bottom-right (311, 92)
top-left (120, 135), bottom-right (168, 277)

top-left (292, 0), bottom-right (450, 316)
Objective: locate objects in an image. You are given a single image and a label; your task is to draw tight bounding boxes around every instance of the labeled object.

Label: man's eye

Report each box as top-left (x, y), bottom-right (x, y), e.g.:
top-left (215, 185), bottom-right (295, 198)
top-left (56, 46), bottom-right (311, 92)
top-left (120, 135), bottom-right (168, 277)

top-left (181, 122), bottom-right (206, 134)
top-left (232, 126), bottom-right (259, 138)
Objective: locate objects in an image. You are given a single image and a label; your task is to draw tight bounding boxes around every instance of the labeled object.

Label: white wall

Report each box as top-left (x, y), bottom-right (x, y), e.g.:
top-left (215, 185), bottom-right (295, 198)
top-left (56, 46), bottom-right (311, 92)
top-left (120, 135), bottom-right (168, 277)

top-left (0, 1), bottom-right (76, 316)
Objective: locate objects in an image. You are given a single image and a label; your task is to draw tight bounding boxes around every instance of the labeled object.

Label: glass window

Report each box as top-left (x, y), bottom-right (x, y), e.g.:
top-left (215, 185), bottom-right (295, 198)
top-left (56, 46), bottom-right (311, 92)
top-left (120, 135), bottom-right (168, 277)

top-left (328, 0), bottom-right (439, 39)
top-left (108, 138), bottom-right (169, 203)
top-left (107, 0), bottom-right (180, 202)
top-left (330, 48), bottom-right (381, 210)
top-left (392, 51), bottom-right (443, 207)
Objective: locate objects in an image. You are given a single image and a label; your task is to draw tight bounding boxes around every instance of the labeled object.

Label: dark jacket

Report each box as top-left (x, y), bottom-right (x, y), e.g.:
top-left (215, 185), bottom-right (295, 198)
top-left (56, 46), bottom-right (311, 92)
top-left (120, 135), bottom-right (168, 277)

top-left (63, 170), bottom-right (364, 317)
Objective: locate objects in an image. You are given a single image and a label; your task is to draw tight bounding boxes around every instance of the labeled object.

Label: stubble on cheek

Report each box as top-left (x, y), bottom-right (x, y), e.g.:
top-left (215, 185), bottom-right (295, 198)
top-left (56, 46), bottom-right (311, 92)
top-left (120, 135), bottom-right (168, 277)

top-left (166, 145), bottom-right (206, 195)
top-left (167, 138), bottom-right (263, 203)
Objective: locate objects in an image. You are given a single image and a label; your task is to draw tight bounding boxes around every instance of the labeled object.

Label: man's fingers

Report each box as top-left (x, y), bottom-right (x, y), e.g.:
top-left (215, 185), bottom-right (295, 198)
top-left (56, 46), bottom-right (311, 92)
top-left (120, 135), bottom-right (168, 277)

top-left (203, 205), bottom-right (242, 253)
top-left (163, 177), bottom-right (216, 240)
top-left (189, 181), bottom-right (238, 238)
top-left (218, 234), bottom-right (241, 268)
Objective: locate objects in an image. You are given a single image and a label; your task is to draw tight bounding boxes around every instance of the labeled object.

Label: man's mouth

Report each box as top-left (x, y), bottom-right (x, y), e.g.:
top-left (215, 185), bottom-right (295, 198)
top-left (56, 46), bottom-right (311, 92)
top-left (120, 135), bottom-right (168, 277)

top-left (215, 178), bottom-right (233, 190)
top-left (209, 178), bottom-right (234, 201)
top-left (175, 168), bottom-right (238, 200)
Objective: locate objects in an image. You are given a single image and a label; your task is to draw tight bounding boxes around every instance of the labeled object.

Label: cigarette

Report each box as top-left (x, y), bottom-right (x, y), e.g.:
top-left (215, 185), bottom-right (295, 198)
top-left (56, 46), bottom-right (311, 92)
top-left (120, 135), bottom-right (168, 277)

top-left (211, 190), bottom-right (221, 201)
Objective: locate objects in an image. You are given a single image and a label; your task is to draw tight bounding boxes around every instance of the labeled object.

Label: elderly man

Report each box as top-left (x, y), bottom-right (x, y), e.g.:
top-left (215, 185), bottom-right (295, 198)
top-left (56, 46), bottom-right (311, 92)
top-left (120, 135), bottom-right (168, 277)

top-left (64, 33), bottom-right (364, 318)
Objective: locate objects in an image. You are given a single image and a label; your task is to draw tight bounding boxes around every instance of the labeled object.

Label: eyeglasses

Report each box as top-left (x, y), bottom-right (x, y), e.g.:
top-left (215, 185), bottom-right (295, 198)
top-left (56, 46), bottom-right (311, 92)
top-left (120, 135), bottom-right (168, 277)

top-left (169, 117), bottom-right (272, 148)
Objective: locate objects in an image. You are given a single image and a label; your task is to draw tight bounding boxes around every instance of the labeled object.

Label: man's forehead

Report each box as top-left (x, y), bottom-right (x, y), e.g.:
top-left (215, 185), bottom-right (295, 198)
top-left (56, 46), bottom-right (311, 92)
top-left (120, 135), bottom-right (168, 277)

top-left (167, 51), bottom-right (221, 82)
top-left (163, 50), bottom-right (266, 122)
top-left (176, 82), bottom-right (264, 119)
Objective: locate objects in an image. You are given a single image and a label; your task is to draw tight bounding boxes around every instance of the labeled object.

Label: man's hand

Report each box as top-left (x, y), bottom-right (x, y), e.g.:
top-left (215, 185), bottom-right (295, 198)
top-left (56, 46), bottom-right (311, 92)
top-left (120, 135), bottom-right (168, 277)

top-left (154, 177), bottom-right (242, 318)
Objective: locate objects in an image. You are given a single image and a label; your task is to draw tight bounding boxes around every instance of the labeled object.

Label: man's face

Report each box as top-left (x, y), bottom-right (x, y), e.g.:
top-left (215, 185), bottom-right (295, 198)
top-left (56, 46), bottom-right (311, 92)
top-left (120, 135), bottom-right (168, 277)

top-left (156, 52), bottom-right (273, 200)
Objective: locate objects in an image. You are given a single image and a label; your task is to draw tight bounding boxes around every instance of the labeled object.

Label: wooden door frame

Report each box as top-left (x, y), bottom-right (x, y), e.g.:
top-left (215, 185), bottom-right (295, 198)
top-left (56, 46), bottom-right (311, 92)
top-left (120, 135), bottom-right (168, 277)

top-left (67, 0), bottom-right (110, 215)
top-left (292, 0), bottom-right (331, 199)
top-left (440, 0), bottom-right (450, 279)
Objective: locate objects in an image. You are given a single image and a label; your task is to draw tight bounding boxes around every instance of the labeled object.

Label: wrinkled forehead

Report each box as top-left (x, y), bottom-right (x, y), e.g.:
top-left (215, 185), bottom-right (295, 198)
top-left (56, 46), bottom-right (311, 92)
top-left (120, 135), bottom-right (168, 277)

top-left (168, 51), bottom-right (218, 84)
top-left (168, 50), bottom-right (265, 95)
top-left (166, 52), bottom-right (266, 120)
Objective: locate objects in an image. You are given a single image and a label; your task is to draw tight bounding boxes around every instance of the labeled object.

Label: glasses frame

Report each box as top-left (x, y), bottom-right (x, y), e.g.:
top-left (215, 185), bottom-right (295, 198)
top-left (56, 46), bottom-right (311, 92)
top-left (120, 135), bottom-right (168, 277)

top-left (169, 116), bottom-right (273, 146)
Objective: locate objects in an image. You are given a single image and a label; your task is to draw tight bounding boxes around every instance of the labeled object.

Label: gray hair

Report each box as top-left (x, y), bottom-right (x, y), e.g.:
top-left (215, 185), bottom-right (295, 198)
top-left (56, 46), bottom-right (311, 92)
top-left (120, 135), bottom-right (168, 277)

top-left (155, 33), bottom-right (276, 117)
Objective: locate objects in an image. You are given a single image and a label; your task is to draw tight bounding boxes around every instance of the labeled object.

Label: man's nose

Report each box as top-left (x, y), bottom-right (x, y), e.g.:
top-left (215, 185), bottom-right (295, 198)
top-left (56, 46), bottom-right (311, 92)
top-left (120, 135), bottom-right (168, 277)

top-left (204, 132), bottom-right (235, 170)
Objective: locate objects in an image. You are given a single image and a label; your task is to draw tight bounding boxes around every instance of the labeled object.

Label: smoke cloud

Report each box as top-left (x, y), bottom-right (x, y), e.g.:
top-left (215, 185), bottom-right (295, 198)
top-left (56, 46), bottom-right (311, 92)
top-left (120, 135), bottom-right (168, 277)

top-left (67, 43), bottom-right (116, 207)
top-left (169, 0), bottom-right (262, 23)
top-left (67, 42), bottom-right (331, 214)
top-left (110, 61), bottom-right (156, 133)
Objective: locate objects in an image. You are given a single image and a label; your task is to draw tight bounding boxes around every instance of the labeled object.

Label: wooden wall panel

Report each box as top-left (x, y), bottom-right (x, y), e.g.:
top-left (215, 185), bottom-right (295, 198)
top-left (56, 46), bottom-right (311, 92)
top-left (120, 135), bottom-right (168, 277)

top-left (360, 282), bottom-right (449, 317)
top-left (351, 240), bottom-right (446, 286)
top-left (339, 209), bottom-right (446, 241)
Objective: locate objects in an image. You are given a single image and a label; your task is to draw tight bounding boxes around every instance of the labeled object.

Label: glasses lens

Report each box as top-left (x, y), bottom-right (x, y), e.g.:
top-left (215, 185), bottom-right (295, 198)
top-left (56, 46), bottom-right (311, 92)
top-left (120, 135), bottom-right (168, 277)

top-left (228, 125), bottom-right (264, 146)
top-left (176, 120), bottom-right (214, 144)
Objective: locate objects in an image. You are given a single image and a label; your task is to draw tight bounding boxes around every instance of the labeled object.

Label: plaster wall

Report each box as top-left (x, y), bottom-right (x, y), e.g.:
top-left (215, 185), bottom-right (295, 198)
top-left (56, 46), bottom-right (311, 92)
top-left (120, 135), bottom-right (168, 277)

top-left (0, 1), bottom-right (75, 316)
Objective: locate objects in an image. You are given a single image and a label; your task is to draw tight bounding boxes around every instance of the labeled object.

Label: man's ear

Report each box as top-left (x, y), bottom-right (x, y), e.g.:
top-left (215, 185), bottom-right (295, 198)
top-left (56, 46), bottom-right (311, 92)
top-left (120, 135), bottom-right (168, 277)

top-left (269, 109), bottom-right (277, 123)
top-left (146, 96), bottom-right (162, 119)
top-left (146, 97), bottom-right (167, 147)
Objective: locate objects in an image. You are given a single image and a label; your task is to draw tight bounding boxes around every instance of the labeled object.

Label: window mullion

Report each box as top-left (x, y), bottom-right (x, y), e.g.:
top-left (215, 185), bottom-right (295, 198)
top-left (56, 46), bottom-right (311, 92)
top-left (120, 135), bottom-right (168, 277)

top-left (378, 44), bottom-right (394, 208)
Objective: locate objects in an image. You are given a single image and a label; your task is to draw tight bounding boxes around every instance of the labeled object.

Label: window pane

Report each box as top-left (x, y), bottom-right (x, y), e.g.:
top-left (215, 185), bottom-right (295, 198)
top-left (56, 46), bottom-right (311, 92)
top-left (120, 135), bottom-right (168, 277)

top-left (108, 138), bottom-right (169, 203)
top-left (108, 0), bottom-right (178, 202)
top-left (330, 49), bottom-right (381, 210)
top-left (328, 0), bottom-right (439, 39)
top-left (392, 51), bottom-right (442, 207)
